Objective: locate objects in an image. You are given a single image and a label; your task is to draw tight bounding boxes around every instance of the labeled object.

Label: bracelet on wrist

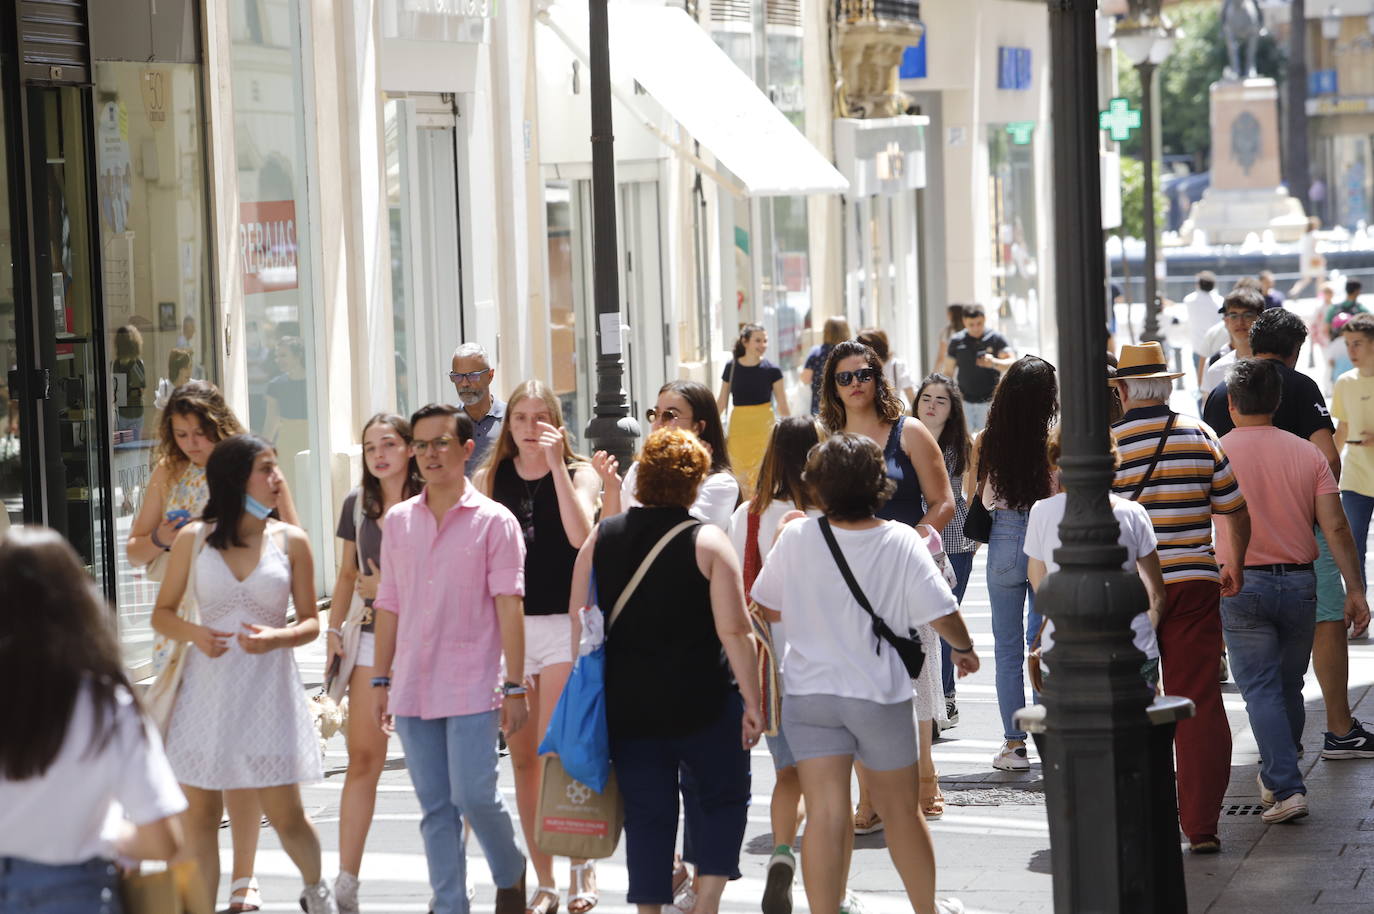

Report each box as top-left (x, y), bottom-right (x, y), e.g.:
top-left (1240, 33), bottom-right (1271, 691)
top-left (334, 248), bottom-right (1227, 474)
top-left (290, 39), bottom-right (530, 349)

top-left (951, 643), bottom-right (975, 654)
top-left (150, 528), bottom-right (170, 551)
top-left (502, 687), bottom-right (528, 697)
top-left (326, 627), bottom-right (343, 638)
top-left (371, 676), bottom-right (391, 688)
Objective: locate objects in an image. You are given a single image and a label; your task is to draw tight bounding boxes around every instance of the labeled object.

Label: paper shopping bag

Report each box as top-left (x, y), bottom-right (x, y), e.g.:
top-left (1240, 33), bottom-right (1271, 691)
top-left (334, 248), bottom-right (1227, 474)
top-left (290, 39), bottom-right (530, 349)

top-left (120, 860), bottom-right (213, 914)
top-left (534, 754), bottom-right (624, 860)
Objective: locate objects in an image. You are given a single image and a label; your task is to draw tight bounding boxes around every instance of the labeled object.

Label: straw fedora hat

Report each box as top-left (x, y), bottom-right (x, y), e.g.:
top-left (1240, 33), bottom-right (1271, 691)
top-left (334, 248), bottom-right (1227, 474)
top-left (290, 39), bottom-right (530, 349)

top-left (1109, 341), bottom-right (1184, 384)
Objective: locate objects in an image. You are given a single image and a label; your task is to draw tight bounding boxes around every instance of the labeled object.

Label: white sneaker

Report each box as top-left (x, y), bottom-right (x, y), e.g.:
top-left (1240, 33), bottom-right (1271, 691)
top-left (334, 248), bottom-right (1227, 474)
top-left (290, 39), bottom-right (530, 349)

top-left (936, 900), bottom-right (966, 914)
top-left (992, 741), bottom-right (1030, 771)
top-left (1260, 792), bottom-right (1308, 824)
top-left (301, 881), bottom-right (340, 914)
top-left (840, 891), bottom-right (866, 914)
top-left (333, 872), bottom-right (360, 914)
top-left (1256, 772), bottom-right (1275, 809)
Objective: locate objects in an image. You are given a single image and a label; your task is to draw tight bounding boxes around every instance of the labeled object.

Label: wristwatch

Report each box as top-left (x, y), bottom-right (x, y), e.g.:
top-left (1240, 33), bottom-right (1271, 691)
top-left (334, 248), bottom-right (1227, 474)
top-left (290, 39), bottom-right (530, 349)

top-left (371, 676), bottom-right (391, 688)
top-left (501, 680), bottom-right (527, 697)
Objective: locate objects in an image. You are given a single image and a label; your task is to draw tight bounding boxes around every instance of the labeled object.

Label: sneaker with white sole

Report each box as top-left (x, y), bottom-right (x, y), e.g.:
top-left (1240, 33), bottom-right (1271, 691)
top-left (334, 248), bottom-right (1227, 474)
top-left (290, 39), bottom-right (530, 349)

top-left (761, 845), bottom-right (795, 914)
top-left (940, 699), bottom-right (959, 731)
top-left (992, 741), bottom-right (1030, 771)
top-left (665, 886), bottom-right (697, 914)
top-left (334, 872), bottom-right (360, 914)
top-left (935, 900), bottom-right (966, 914)
top-left (1261, 792), bottom-right (1308, 824)
top-left (1256, 772), bottom-right (1275, 808)
top-left (300, 881), bottom-right (340, 914)
top-left (840, 891), bottom-right (865, 914)
top-left (1321, 718), bottom-right (1374, 759)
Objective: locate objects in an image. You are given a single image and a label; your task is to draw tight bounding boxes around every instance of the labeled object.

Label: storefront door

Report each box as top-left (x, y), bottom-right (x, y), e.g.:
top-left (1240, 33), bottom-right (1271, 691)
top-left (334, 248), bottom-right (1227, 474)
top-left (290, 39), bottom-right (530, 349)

top-left (1, 81), bottom-right (112, 586)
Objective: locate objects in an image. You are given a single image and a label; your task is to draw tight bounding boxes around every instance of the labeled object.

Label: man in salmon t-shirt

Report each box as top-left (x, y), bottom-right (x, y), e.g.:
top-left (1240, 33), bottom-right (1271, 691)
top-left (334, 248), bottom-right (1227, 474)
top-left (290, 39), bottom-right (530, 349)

top-left (1216, 359), bottom-right (1370, 826)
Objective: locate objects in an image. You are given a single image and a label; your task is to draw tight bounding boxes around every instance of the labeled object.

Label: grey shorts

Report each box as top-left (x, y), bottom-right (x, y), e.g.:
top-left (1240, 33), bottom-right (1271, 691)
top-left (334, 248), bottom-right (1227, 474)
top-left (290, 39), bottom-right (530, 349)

top-left (781, 694), bottom-right (919, 772)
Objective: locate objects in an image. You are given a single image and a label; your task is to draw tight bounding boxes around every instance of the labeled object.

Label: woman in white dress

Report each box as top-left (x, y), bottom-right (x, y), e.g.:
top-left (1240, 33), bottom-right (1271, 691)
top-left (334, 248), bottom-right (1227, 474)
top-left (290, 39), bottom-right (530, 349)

top-left (152, 434), bottom-right (336, 914)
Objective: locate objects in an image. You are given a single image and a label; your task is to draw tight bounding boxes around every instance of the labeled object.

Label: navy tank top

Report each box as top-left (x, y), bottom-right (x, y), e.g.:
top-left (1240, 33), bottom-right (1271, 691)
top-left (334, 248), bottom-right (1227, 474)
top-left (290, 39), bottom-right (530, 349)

top-left (876, 416), bottom-right (924, 526)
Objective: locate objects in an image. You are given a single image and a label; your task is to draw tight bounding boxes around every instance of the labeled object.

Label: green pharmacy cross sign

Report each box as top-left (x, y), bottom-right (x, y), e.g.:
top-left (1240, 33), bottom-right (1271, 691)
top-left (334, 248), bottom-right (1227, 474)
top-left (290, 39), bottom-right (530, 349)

top-left (1099, 97), bottom-right (1142, 141)
top-left (1006, 122), bottom-right (1035, 145)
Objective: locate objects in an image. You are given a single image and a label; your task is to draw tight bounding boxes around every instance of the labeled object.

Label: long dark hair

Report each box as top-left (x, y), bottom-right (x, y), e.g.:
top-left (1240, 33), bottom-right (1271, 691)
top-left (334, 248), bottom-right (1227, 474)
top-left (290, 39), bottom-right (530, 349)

top-left (978, 356), bottom-right (1058, 511)
top-left (203, 434), bottom-right (276, 550)
top-left (915, 373), bottom-right (970, 476)
top-left (751, 416), bottom-right (822, 515)
top-left (732, 323), bottom-right (765, 360)
top-left (818, 340), bottom-right (904, 433)
top-left (360, 413), bottom-right (423, 520)
top-left (0, 528), bottom-right (140, 780)
top-left (659, 380), bottom-right (732, 474)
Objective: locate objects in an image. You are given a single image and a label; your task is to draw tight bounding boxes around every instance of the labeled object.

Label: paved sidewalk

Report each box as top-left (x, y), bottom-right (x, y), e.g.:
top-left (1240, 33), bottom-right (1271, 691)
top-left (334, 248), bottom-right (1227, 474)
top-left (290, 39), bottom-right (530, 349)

top-left (233, 553), bottom-right (1374, 913)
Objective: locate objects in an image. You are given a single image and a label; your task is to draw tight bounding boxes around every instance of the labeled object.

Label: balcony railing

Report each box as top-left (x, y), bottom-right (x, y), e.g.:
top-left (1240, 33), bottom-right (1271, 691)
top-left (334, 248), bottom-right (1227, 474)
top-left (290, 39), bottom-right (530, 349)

top-left (836, 0), bottom-right (921, 26)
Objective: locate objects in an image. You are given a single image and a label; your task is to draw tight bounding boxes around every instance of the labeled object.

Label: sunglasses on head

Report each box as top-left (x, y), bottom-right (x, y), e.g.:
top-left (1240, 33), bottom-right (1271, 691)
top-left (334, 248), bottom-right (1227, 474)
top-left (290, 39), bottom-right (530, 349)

top-left (835, 368), bottom-right (877, 387)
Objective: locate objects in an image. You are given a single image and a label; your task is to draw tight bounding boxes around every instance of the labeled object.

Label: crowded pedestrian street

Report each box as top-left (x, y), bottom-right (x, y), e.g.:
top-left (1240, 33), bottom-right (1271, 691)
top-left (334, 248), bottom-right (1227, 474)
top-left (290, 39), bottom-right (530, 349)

top-left (234, 545), bottom-right (1374, 914)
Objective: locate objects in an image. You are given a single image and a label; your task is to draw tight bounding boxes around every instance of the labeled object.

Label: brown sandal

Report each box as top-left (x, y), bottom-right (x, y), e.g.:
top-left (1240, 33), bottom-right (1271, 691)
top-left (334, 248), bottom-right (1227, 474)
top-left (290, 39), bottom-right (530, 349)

top-left (671, 857), bottom-right (690, 896)
top-left (920, 775), bottom-right (945, 820)
top-left (853, 806), bottom-right (884, 835)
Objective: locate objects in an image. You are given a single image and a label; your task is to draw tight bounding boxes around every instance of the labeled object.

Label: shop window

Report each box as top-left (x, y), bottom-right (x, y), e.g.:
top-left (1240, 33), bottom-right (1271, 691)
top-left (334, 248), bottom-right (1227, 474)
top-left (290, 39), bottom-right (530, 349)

top-left (93, 61), bottom-right (216, 675)
top-left (987, 125), bottom-right (1040, 352)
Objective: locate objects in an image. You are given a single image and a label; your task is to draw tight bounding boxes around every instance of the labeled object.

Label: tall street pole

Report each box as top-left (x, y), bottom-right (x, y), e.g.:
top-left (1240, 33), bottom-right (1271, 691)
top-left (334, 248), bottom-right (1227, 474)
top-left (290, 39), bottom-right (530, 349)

top-left (582, 0), bottom-right (640, 465)
top-left (1138, 58), bottom-right (1160, 343)
top-left (1040, 0), bottom-right (1171, 908)
top-left (1286, 0), bottom-right (1311, 214)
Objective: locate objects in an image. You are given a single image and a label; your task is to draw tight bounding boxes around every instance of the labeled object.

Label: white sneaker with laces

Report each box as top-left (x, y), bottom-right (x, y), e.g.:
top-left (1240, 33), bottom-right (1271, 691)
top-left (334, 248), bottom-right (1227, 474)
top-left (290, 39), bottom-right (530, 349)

top-left (334, 872), bottom-right (360, 914)
top-left (1256, 772), bottom-right (1275, 809)
top-left (1260, 792), bottom-right (1308, 824)
top-left (992, 741), bottom-right (1030, 771)
top-left (301, 880), bottom-right (340, 914)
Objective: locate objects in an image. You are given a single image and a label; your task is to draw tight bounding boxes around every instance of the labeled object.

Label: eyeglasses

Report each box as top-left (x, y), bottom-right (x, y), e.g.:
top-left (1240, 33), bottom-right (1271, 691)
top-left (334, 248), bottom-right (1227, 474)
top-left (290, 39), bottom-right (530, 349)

top-left (835, 368), bottom-right (877, 387)
top-left (1223, 311), bottom-right (1259, 323)
top-left (412, 436), bottom-right (456, 455)
top-left (448, 369), bottom-right (493, 384)
top-left (646, 407), bottom-right (687, 424)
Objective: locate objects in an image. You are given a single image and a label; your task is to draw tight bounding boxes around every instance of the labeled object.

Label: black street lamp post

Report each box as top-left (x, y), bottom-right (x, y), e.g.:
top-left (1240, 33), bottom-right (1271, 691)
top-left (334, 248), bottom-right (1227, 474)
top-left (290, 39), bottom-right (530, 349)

top-left (582, 0), bottom-right (641, 465)
top-left (1139, 57), bottom-right (1160, 343)
top-left (1032, 0), bottom-right (1188, 908)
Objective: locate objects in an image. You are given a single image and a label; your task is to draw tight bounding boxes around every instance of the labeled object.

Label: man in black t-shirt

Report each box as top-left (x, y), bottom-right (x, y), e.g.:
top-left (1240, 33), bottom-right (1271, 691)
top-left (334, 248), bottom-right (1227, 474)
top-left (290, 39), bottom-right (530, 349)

top-left (941, 303), bottom-right (1014, 432)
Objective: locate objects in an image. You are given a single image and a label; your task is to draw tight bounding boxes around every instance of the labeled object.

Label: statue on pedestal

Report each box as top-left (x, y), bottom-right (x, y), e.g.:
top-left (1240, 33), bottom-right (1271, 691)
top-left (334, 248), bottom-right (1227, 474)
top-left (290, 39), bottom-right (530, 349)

top-left (1221, 0), bottom-right (1265, 80)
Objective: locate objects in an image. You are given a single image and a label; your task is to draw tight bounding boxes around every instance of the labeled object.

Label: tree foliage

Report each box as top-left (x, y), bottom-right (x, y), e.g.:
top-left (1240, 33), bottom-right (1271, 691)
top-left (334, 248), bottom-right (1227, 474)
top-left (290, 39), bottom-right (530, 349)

top-left (1119, 155), bottom-right (1168, 242)
top-left (1115, 2), bottom-right (1285, 169)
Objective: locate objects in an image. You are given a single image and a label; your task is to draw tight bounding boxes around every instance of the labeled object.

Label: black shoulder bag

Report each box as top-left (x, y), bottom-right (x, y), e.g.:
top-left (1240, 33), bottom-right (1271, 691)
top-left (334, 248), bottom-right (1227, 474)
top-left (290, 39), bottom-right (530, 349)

top-left (818, 518), bottom-right (926, 678)
top-left (962, 438), bottom-right (992, 543)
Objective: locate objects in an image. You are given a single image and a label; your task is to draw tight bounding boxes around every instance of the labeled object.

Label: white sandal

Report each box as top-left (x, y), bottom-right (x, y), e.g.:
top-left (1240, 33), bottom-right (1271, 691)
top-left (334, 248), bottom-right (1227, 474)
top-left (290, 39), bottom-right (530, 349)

top-left (226, 876), bottom-right (262, 912)
top-left (526, 885), bottom-right (560, 914)
top-left (568, 862), bottom-right (598, 914)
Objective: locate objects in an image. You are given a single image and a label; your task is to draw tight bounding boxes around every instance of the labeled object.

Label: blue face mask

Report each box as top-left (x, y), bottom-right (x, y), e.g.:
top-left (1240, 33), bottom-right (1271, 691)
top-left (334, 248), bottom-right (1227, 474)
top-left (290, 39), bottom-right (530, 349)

top-left (244, 494), bottom-right (274, 520)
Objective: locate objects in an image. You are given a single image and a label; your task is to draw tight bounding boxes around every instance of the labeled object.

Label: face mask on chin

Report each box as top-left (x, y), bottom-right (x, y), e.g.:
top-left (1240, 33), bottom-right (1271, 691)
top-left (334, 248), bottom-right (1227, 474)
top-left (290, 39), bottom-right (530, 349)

top-left (244, 494), bottom-right (274, 520)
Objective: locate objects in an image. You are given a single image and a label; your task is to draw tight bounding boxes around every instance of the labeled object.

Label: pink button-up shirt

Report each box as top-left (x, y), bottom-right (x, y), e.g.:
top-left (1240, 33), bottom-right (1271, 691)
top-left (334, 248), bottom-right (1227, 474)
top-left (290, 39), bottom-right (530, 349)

top-left (375, 485), bottom-right (525, 719)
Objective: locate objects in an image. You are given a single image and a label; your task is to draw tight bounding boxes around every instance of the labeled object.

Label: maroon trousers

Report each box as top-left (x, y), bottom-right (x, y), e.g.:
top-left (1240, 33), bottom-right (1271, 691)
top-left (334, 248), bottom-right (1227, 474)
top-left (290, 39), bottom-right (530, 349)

top-left (1158, 580), bottom-right (1232, 843)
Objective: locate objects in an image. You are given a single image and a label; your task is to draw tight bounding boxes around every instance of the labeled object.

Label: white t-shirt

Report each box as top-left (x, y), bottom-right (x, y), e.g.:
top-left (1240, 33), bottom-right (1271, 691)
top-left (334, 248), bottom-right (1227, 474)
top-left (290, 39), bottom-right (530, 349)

top-left (1184, 289), bottom-right (1224, 354)
top-left (0, 686), bottom-right (187, 864)
top-left (728, 500), bottom-right (822, 565)
top-left (1201, 321), bottom-right (1230, 363)
top-left (1023, 493), bottom-right (1159, 660)
top-left (1202, 348), bottom-right (1237, 393)
top-left (621, 463), bottom-right (739, 529)
top-left (751, 518), bottom-right (958, 704)
top-left (886, 358), bottom-right (915, 396)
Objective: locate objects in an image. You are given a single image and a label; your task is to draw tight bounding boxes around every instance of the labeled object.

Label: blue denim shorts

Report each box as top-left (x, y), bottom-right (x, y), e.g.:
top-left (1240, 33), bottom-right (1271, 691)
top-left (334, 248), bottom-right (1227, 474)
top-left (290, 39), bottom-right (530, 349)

top-left (0, 858), bottom-right (121, 914)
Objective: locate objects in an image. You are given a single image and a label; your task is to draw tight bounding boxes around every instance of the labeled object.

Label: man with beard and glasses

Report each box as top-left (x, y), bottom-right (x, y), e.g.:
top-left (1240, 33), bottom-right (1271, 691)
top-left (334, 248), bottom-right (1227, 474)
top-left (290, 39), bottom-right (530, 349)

top-left (450, 342), bottom-right (506, 474)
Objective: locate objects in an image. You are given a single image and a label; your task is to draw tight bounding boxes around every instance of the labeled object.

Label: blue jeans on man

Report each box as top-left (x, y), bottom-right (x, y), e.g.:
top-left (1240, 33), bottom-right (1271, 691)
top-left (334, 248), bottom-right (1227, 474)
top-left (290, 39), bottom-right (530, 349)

top-left (964, 400), bottom-right (992, 434)
top-left (1220, 568), bottom-right (1318, 803)
top-left (395, 710), bottom-right (526, 914)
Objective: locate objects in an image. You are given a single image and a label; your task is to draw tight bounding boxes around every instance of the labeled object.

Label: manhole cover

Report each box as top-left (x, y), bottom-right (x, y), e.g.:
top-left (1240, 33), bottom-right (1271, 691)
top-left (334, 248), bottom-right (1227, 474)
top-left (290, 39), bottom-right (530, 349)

top-left (1222, 804), bottom-right (1266, 816)
top-left (944, 786), bottom-right (1046, 806)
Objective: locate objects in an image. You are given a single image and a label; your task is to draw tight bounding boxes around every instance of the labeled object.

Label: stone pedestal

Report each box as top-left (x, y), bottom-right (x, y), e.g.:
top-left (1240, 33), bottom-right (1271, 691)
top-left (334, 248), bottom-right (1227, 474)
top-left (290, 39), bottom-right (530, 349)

top-left (1181, 78), bottom-right (1307, 244)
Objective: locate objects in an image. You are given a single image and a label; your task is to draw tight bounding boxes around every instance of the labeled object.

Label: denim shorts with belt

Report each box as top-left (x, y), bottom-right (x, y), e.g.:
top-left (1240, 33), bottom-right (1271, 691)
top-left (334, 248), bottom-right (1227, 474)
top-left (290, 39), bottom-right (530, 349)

top-left (0, 857), bottom-right (121, 914)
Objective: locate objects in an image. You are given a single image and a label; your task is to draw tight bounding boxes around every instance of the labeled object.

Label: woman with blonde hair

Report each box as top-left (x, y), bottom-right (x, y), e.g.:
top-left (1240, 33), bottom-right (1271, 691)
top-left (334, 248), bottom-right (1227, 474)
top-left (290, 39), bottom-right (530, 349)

top-left (127, 380), bottom-right (301, 913)
top-left (477, 380), bottom-right (602, 914)
top-left (326, 413), bottom-right (424, 912)
top-left (718, 323), bottom-right (790, 496)
top-left (801, 316), bottom-right (852, 416)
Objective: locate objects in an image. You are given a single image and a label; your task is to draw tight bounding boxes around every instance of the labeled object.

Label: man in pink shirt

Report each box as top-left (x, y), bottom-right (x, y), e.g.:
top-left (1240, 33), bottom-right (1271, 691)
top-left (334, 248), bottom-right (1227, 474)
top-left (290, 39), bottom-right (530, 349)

top-left (372, 403), bottom-right (529, 914)
top-left (1216, 359), bottom-right (1369, 826)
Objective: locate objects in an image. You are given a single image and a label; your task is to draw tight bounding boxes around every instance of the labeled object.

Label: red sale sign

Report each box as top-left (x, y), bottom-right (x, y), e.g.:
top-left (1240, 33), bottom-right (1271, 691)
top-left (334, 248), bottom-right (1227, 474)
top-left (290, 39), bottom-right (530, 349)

top-left (239, 201), bottom-right (298, 294)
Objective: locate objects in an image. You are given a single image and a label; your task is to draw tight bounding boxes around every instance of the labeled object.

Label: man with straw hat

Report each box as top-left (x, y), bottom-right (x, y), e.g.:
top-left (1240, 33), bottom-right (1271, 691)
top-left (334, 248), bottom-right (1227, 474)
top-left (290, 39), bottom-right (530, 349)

top-left (1110, 341), bottom-right (1252, 854)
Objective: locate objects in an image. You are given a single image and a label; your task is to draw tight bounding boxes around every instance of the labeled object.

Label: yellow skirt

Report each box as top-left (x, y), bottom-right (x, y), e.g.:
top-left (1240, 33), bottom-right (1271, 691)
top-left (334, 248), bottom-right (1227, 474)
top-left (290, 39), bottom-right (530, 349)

top-left (727, 403), bottom-right (775, 497)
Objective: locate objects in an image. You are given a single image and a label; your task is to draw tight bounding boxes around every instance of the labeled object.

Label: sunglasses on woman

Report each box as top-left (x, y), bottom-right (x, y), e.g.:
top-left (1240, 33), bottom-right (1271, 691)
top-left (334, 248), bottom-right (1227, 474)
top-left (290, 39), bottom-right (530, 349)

top-left (646, 407), bottom-right (687, 423)
top-left (835, 368), bottom-right (877, 387)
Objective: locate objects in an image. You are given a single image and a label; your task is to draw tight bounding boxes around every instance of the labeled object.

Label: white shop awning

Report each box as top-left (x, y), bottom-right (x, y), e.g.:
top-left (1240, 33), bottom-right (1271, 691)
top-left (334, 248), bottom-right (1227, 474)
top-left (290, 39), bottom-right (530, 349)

top-left (538, 1), bottom-right (849, 197)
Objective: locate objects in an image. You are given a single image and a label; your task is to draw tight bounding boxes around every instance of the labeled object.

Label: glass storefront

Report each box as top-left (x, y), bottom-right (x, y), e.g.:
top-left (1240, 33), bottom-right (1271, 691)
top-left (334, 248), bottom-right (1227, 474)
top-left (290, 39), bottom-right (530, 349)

top-left (94, 60), bottom-right (217, 672)
top-left (1316, 133), bottom-right (1373, 231)
top-left (0, 79), bottom-right (18, 538)
top-left (229, 0), bottom-right (323, 555)
top-left (987, 124), bottom-right (1040, 352)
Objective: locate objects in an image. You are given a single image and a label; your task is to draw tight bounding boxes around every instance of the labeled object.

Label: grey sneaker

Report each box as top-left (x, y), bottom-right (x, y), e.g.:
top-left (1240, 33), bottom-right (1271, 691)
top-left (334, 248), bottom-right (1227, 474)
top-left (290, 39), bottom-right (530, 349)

top-left (301, 881), bottom-right (340, 914)
top-left (1260, 792), bottom-right (1308, 824)
top-left (761, 845), bottom-right (795, 914)
top-left (334, 872), bottom-right (359, 914)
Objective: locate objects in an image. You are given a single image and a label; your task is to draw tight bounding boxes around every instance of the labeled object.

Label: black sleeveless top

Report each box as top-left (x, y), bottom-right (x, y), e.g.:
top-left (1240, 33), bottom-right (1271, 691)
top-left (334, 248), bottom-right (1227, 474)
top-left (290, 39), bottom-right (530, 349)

top-left (594, 506), bottom-right (732, 739)
top-left (491, 459), bottom-right (579, 616)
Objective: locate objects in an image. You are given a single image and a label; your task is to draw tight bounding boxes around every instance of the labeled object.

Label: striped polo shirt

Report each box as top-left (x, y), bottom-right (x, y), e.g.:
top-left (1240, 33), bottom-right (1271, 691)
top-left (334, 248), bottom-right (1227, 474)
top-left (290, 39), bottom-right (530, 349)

top-left (1111, 406), bottom-right (1246, 585)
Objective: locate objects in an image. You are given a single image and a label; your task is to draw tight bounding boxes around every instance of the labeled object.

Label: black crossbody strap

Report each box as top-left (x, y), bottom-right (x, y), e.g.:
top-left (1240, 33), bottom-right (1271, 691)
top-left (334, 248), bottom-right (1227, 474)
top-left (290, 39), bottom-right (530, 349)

top-left (818, 517), bottom-right (885, 656)
top-left (1129, 412), bottom-right (1178, 502)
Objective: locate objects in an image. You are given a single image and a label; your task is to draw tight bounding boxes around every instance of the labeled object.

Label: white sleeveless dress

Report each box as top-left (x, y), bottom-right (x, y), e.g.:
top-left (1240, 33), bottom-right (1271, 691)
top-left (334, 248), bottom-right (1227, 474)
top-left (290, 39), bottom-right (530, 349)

top-left (164, 526), bottom-right (323, 789)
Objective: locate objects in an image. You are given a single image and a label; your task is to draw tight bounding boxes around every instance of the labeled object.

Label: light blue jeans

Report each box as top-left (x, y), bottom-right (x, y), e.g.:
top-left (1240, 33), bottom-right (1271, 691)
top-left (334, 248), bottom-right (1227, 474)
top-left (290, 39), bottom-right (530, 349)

top-left (1221, 569), bottom-right (1317, 802)
top-left (1341, 489), bottom-right (1374, 589)
top-left (964, 400), bottom-right (992, 434)
top-left (0, 858), bottom-right (120, 914)
top-left (395, 711), bottom-right (526, 914)
top-left (988, 509), bottom-right (1041, 741)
